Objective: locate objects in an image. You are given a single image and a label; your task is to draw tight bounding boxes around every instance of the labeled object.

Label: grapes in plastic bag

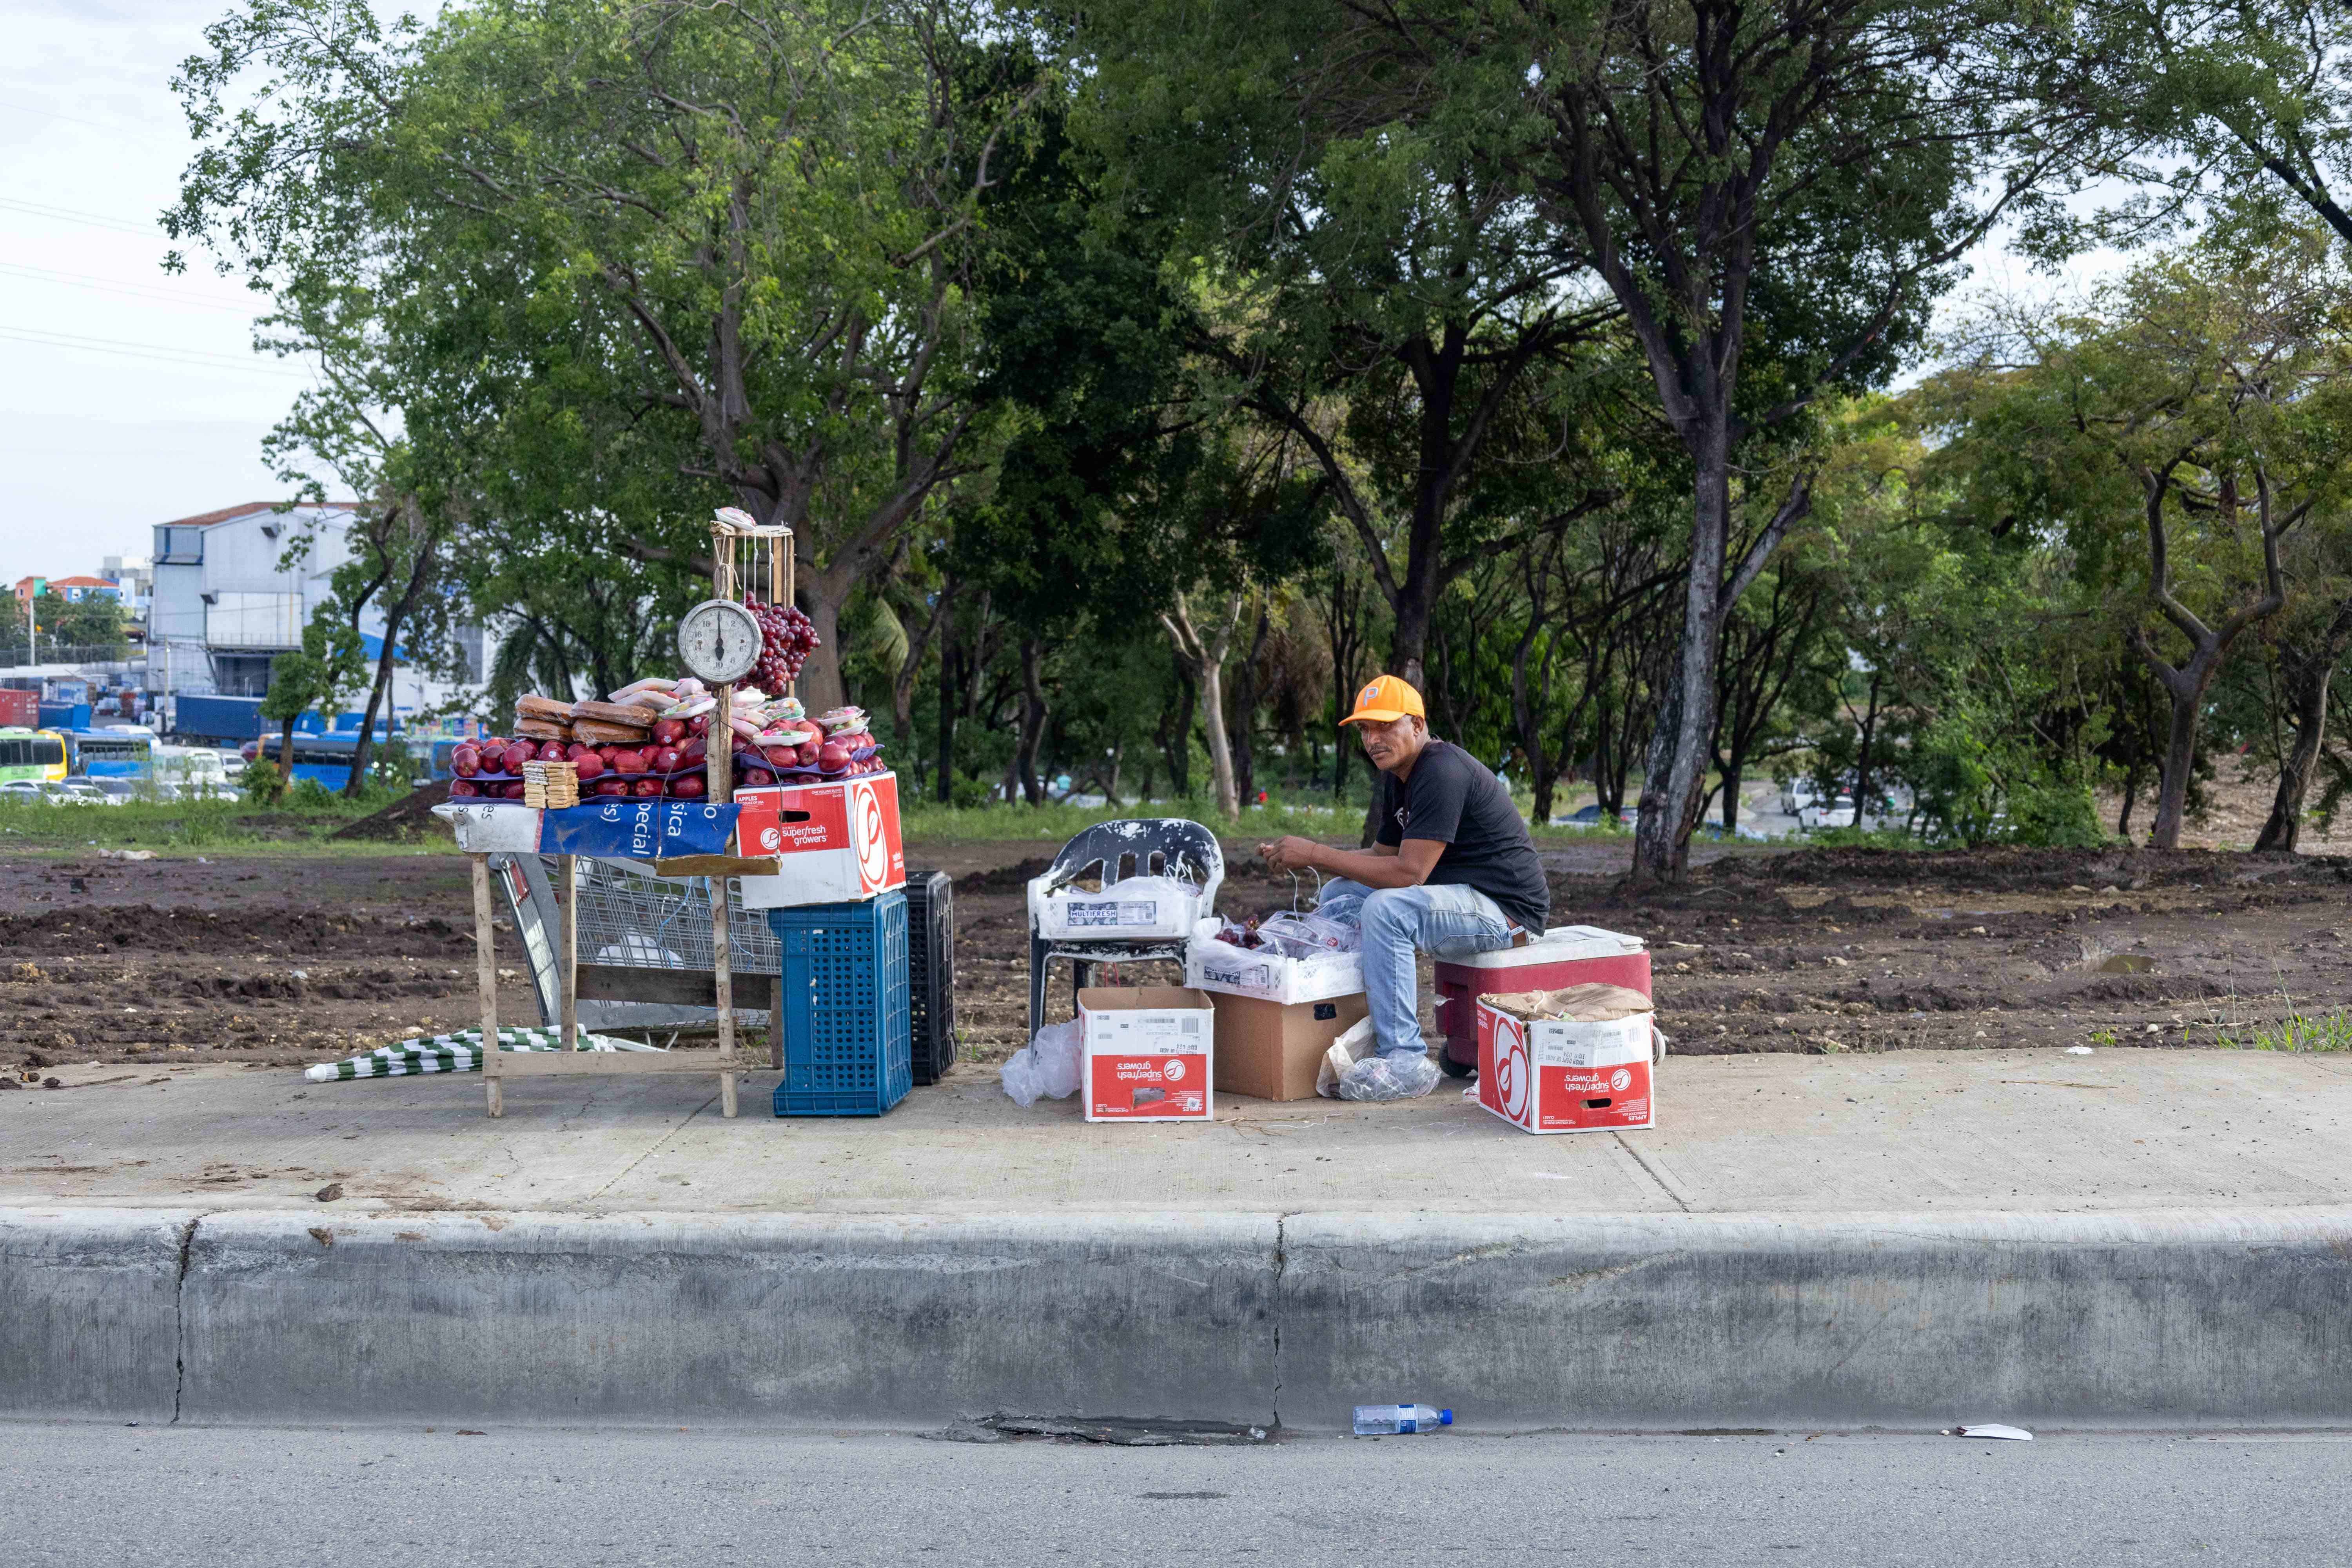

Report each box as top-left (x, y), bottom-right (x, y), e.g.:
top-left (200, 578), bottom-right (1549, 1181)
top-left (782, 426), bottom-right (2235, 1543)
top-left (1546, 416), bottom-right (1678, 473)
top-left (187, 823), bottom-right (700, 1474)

top-left (1336, 1050), bottom-right (1441, 1102)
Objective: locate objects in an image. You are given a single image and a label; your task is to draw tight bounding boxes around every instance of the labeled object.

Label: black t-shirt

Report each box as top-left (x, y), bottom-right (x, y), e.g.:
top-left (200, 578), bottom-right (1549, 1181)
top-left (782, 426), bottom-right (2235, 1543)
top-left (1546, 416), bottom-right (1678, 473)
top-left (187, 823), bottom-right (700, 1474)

top-left (1373, 740), bottom-right (1550, 933)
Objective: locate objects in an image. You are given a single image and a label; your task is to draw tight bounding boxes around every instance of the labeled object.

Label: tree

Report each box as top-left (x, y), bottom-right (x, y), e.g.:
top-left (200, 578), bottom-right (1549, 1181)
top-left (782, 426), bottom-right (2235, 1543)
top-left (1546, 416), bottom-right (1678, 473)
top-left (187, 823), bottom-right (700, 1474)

top-left (1076, 0), bottom-right (1621, 691)
top-left (19, 590), bottom-right (129, 652)
top-left (171, 0), bottom-right (1044, 713)
top-left (1321, 0), bottom-right (2112, 880)
top-left (1926, 230), bottom-right (2352, 848)
top-left (258, 608), bottom-right (367, 797)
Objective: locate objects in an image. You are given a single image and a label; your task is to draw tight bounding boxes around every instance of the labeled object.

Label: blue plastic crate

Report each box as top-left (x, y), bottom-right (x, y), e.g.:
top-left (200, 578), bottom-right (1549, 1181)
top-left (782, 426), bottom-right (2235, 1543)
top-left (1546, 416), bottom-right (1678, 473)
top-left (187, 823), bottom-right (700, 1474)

top-left (767, 890), bottom-right (911, 1117)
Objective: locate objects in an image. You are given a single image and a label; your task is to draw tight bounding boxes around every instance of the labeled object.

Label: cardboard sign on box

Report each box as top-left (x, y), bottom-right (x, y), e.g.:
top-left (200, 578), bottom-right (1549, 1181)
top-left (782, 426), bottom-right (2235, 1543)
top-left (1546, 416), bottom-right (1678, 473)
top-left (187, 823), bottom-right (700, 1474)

top-left (1434, 925), bottom-right (1650, 1067)
top-left (1079, 986), bottom-right (1214, 1122)
top-left (733, 772), bottom-right (907, 910)
top-left (1210, 991), bottom-right (1368, 1101)
top-left (1475, 998), bottom-right (1659, 1134)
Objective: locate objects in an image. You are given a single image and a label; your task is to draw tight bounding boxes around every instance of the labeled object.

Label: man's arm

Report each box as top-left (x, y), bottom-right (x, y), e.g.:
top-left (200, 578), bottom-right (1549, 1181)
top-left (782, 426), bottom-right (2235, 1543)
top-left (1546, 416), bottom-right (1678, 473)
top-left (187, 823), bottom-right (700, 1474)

top-left (1260, 835), bottom-right (1443, 887)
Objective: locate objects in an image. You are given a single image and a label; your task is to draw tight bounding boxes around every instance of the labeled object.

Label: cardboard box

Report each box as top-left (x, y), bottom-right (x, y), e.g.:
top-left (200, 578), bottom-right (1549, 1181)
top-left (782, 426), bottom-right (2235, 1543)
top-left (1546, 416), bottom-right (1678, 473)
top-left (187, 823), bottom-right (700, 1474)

top-left (1209, 991), bottom-right (1369, 1102)
top-left (1079, 986), bottom-right (1214, 1122)
top-left (1474, 998), bottom-right (1657, 1134)
top-left (733, 772), bottom-right (906, 910)
top-left (1434, 926), bottom-right (1650, 1066)
top-left (1183, 917), bottom-right (1364, 1005)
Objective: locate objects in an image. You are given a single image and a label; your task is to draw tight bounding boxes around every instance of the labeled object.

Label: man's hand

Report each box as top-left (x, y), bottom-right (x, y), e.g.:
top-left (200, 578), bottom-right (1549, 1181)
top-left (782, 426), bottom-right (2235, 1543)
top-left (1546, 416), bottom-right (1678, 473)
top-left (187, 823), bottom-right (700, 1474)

top-left (1256, 835), bottom-right (1322, 873)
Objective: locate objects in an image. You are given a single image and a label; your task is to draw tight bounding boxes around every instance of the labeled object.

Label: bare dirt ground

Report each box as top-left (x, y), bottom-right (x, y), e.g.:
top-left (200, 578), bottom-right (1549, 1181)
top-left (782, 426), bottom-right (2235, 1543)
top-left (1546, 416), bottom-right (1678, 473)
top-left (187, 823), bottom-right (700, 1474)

top-left (5, 829), bottom-right (2350, 1081)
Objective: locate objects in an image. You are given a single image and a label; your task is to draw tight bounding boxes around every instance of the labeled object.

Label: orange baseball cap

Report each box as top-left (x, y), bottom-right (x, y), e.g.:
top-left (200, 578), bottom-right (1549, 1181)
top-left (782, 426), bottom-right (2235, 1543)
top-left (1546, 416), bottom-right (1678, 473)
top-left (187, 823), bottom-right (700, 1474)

top-left (1339, 673), bottom-right (1426, 726)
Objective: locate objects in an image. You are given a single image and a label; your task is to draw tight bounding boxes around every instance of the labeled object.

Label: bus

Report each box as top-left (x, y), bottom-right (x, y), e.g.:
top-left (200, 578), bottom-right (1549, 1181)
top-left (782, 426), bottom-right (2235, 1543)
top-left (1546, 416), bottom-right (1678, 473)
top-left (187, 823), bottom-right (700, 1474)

top-left (70, 728), bottom-right (156, 779)
top-left (0, 727), bottom-right (69, 785)
top-left (249, 731), bottom-right (392, 791)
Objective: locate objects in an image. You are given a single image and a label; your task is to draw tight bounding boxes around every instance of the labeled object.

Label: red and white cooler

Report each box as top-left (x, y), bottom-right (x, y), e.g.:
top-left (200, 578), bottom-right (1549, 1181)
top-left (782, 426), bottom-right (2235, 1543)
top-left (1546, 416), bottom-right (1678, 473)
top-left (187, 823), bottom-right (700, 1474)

top-left (1434, 925), bottom-right (1648, 1071)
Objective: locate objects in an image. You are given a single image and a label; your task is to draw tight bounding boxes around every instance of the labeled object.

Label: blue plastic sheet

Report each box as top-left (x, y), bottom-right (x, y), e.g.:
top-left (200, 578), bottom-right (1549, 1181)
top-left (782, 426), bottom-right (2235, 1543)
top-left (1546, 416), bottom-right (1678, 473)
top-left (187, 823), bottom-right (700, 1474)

top-left (537, 799), bottom-right (740, 860)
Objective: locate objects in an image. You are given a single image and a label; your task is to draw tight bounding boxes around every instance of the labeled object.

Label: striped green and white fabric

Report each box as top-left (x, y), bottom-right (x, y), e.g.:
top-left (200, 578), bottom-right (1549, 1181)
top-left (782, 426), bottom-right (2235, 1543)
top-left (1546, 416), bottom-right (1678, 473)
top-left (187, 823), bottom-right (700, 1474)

top-left (305, 1027), bottom-right (661, 1082)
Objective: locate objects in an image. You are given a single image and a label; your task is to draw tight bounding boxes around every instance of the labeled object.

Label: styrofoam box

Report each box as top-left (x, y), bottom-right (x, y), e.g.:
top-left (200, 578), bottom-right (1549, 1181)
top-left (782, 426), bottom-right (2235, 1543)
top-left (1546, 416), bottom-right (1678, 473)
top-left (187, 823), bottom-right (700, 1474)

top-left (1475, 1000), bottom-right (1659, 1134)
top-left (1080, 985), bottom-right (1214, 1122)
top-left (1434, 925), bottom-right (1650, 1066)
top-left (1183, 917), bottom-right (1363, 1005)
top-left (1031, 873), bottom-right (1203, 941)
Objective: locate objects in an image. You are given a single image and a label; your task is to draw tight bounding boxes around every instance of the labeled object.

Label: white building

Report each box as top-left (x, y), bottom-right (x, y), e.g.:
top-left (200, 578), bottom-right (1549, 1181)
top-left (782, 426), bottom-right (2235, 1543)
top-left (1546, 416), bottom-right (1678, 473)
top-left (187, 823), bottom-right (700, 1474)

top-left (148, 501), bottom-right (489, 719)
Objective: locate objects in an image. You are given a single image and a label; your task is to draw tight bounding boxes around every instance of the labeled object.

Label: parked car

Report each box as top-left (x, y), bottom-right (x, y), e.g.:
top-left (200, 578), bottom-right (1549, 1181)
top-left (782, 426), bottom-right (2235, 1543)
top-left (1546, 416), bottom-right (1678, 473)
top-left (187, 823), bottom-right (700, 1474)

top-left (3, 778), bottom-right (112, 807)
top-left (1798, 793), bottom-right (1857, 829)
top-left (1558, 803), bottom-right (1639, 829)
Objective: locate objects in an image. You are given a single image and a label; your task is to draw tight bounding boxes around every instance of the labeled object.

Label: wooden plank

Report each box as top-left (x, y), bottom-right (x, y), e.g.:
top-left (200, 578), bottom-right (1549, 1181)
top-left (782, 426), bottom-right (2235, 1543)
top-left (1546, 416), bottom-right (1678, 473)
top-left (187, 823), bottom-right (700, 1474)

top-left (714, 870), bottom-right (737, 1119)
top-left (768, 972), bottom-right (785, 1071)
top-left (470, 855), bottom-right (502, 1119)
top-left (575, 964), bottom-right (722, 1007)
top-left (650, 854), bottom-right (782, 879)
top-left (491, 1051), bottom-right (743, 1078)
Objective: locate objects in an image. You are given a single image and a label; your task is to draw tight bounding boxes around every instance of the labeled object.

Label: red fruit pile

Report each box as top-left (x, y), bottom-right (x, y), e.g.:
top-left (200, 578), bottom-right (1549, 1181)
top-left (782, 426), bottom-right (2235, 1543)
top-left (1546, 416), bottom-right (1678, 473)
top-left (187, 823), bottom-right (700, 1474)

top-left (746, 599), bottom-right (819, 690)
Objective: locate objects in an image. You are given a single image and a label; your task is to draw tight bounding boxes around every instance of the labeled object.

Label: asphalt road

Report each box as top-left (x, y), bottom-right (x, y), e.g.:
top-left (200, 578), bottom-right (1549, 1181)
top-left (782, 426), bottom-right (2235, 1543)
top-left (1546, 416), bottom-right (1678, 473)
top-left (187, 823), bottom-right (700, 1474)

top-left (7, 1422), bottom-right (2346, 1566)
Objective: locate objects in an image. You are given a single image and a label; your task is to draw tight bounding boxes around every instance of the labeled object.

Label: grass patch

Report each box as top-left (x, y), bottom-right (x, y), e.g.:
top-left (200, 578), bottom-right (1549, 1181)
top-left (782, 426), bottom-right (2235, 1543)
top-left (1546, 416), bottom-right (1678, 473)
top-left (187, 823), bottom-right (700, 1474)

top-left (2218, 1010), bottom-right (2352, 1053)
top-left (0, 794), bottom-right (450, 855)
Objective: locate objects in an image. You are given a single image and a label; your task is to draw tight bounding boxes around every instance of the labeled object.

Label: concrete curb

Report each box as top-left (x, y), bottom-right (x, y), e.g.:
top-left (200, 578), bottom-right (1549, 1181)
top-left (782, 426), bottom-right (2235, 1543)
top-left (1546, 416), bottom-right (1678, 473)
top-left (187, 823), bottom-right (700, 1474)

top-left (6, 1206), bottom-right (2349, 1429)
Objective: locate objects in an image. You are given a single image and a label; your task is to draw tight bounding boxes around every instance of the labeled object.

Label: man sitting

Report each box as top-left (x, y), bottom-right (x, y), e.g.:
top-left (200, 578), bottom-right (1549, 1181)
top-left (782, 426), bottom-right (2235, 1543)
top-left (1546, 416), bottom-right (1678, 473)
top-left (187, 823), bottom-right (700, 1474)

top-left (1258, 675), bottom-right (1550, 1093)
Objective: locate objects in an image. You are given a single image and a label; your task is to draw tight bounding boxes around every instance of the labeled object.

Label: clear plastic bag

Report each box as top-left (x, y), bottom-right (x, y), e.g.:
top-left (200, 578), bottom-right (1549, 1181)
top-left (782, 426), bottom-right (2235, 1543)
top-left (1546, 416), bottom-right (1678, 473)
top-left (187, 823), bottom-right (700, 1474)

top-left (1001, 1019), bottom-right (1083, 1107)
top-left (1313, 889), bottom-right (1368, 933)
top-left (1259, 911), bottom-right (1360, 956)
top-left (1336, 1050), bottom-right (1441, 1102)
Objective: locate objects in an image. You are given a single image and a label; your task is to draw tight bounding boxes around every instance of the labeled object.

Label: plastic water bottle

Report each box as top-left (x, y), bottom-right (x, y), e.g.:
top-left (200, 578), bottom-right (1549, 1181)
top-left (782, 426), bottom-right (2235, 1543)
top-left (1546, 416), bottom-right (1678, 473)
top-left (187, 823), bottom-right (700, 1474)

top-left (1353, 1403), bottom-right (1452, 1435)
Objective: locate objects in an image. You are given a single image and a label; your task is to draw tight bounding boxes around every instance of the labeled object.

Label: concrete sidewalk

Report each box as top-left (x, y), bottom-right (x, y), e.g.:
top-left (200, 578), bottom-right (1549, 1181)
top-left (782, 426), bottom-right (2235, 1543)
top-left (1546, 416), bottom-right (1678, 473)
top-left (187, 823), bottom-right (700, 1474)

top-left (7, 1049), bottom-right (2351, 1433)
top-left (3, 1047), bottom-right (2349, 1214)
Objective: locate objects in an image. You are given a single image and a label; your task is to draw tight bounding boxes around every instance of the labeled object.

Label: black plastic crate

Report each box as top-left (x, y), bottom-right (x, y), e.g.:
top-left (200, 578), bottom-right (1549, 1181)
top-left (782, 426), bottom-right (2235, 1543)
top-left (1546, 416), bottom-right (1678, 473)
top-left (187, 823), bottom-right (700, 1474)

top-left (906, 870), bottom-right (957, 1083)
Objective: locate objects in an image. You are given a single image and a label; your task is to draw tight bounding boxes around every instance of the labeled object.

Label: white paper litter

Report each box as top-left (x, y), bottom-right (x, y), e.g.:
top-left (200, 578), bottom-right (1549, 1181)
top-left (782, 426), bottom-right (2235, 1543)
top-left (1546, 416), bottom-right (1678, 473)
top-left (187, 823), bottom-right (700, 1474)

top-left (2065, 1045), bottom-right (2094, 1055)
top-left (1956, 1424), bottom-right (2034, 1441)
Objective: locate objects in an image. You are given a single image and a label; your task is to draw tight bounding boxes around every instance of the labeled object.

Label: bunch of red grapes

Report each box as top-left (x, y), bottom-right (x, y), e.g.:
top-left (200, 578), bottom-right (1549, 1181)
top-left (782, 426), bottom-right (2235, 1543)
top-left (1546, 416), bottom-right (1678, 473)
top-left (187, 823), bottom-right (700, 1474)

top-left (747, 599), bottom-right (820, 690)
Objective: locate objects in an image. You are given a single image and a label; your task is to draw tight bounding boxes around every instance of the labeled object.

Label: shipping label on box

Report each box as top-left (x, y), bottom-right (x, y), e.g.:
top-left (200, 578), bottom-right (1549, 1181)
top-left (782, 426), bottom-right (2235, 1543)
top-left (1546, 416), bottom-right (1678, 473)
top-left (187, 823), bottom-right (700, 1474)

top-left (1183, 918), bottom-right (1364, 1005)
top-left (734, 772), bottom-right (906, 910)
top-left (1080, 985), bottom-right (1214, 1122)
top-left (1476, 1002), bottom-right (1657, 1134)
top-left (1033, 875), bottom-right (1201, 941)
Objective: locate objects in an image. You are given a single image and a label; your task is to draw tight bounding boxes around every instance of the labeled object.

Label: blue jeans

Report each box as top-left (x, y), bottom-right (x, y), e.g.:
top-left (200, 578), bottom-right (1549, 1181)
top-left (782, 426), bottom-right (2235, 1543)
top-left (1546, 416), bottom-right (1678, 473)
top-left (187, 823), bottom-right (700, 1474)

top-left (1321, 877), bottom-right (1517, 1055)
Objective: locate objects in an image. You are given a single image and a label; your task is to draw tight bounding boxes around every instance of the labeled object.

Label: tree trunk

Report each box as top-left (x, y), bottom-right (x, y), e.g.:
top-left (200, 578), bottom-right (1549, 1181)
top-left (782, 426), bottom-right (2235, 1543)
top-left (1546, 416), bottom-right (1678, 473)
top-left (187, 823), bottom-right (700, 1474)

top-left (1014, 637), bottom-right (1049, 806)
top-left (1161, 657), bottom-right (1195, 797)
top-left (1634, 430), bottom-right (1732, 884)
top-left (2116, 765), bottom-right (2140, 842)
top-left (2149, 677), bottom-right (2202, 851)
top-left (1851, 672), bottom-right (1882, 827)
top-left (2254, 661), bottom-right (2328, 853)
top-left (793, 576), bottom-right (848, 715)
top-left (1161, 592), bottom-right (1243, 819)
top-left (277, 710), bottom-right (298, 787)
top-left (1230, 601), bottom-right (1269, 807)
top-left (934, 618), bottom-right (959, 804)
top-left (1720, 765), bottom-right (1740, 833)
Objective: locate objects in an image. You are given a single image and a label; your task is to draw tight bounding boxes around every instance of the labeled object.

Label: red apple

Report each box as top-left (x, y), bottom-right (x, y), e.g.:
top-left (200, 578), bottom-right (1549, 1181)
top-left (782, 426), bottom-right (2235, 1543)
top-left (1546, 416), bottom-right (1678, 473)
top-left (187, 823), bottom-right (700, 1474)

top-left (613, 749), bottom-right (647, 775)
top-left (451, 744), bottom-right (480, 778)
top-left (595, 778), bottom-right (628, 797)
top-left (479, 736), bottom-right (505, 754)
top-left (739, 768), bottom-right (772, 789)
top-left (797, 740), bottom-right (821, 768)
top-left (501, 741), bottom-right (534, 774)
top-left (653, 746), bottom-right (682, 774)
top-left (817, 740), bottom-right (851, 772)
top-left (567, 742), bottom-right (594, 762)
top-left (571, 752), bottom-right (604, 782)
top-left (538, 740), bottom-right (568, 762)
top-left (450, 778), bottom-right (478, 798)
top-left (681, 737), bottom-right (707, 763)
top-left (653, 717), bottom-right (686, 746)
top-left (631, 777), bottom-right (661, 797)
top-left (671, 773), bottom-right (707, 798)
top-left (687, 714), bottom-right (710, 736)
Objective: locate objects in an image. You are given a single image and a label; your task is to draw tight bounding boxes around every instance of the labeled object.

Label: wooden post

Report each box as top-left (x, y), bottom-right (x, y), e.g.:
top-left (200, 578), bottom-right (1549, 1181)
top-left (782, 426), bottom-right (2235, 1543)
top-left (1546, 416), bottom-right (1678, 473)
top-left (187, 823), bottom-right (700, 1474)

top-left (713, 876), bottom-right (738, 1118)
top-left (471, 854), bottom-right (502, 1118)
top-left (769, 973), bottom-right (786, 1072)
top-left (558, 856), bottom-right (579, 1050)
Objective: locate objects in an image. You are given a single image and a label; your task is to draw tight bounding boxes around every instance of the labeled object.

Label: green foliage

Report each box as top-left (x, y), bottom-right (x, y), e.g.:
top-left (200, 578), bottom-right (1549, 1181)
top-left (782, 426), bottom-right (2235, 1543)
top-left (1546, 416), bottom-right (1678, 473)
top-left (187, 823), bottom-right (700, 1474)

top-left (238, 756), bottom-right (288, 806)
top-left (2219, 1009), bottom-right (2352, 1053)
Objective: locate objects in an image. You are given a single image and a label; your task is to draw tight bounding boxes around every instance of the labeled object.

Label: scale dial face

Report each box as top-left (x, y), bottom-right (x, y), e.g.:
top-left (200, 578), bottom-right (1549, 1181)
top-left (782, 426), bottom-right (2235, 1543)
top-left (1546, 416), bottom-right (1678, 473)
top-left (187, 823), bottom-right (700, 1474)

top-left (677, 598), bottom-right (762, 686)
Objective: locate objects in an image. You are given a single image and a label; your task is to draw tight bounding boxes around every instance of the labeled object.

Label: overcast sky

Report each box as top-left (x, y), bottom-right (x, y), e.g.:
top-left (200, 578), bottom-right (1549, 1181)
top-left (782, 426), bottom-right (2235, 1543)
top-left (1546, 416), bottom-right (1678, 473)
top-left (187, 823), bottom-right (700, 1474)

top-left (0, 0), bottom-right (326, 584)
top-left (0, 2), bottom-right (2124, 592)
